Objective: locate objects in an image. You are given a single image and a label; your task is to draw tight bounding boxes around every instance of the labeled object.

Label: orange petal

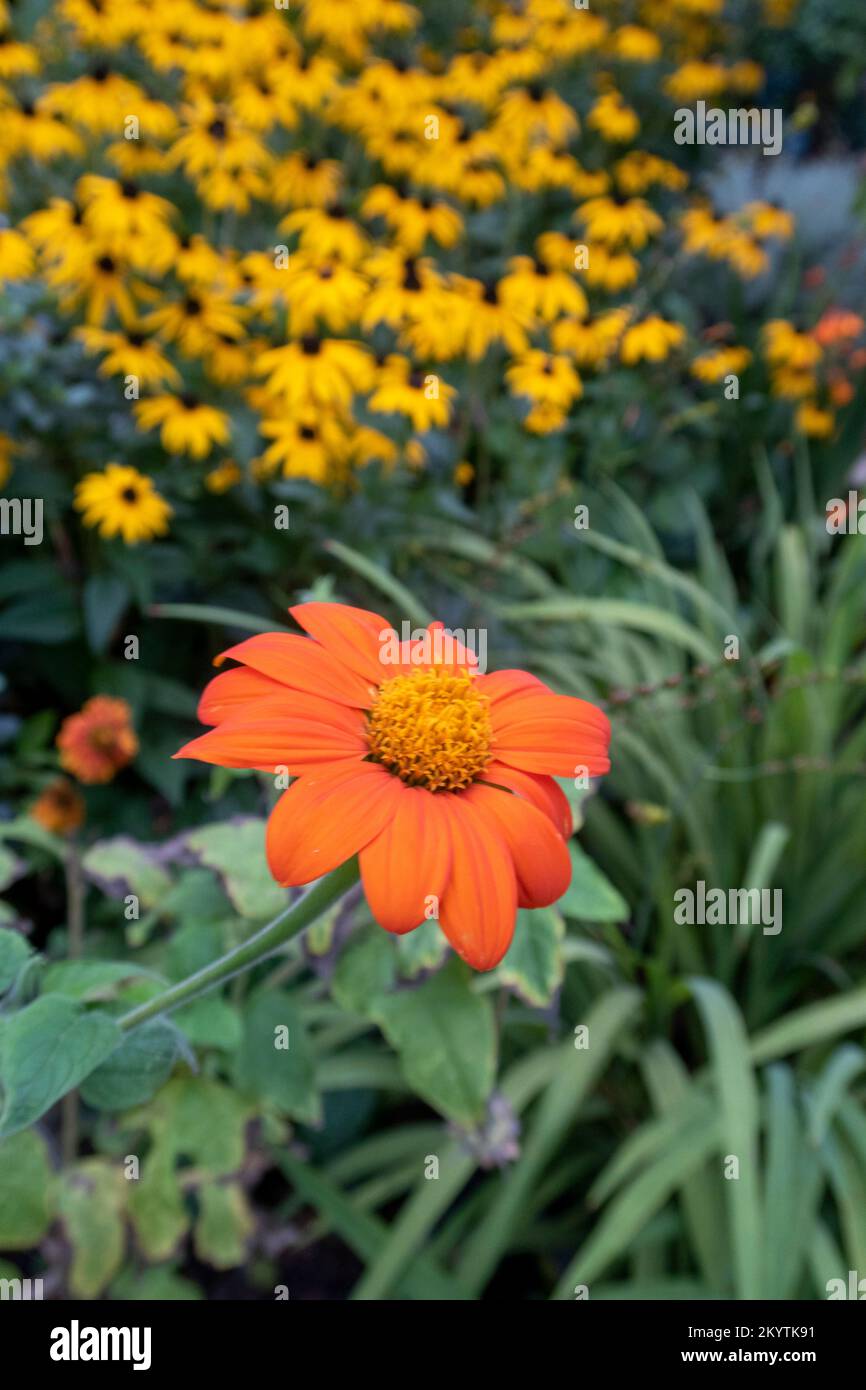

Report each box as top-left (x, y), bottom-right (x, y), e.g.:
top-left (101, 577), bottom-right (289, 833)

top-left (463, 783), bottom-right (571, 909)
top-left (490, 690), bottom-right (610, 776)
top-left (216, 632), bottom-right (375, 707)
top-left (476, 669), bottom-right (547, 706)
top-left (360, 786), bottom-right (452, 934)
top-left (289, 602), bottom-right (391, 687)
top-left (198, 667), bottom-right (287, 725)
top-left (438, 796), bottom-right (517, 971)
top-left (266, 761), bottom-right (405, 885)
top-left (479, 760), bottom-right (573, 837)
top-left (174, 712), bottom-right (367, 772)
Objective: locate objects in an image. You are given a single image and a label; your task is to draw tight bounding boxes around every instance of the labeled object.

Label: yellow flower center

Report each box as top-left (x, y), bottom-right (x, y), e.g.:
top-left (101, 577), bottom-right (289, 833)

top-left (366, 668), bottom-right (491, 792)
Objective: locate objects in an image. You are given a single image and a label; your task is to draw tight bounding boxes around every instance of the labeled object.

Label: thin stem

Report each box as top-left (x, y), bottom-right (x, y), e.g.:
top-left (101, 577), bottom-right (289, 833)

top-left (118, 858), bottom-right (360, 1033)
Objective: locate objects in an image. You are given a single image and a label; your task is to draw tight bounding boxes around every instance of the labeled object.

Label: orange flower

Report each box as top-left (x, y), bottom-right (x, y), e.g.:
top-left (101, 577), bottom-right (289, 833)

top-left (175, 603), bottom-right (611, 970)
top-left (29, 777), bottom-right (86, 834)
top-left (57, 695), bottom-right (138, 784)
top-left (812, 309), bottom-right (864, 348)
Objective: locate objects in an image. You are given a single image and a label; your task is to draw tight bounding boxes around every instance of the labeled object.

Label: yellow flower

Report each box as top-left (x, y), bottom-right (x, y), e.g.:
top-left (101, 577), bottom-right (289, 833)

top-left (284, 255), bottom-right (368, 336)
top-left (621, 316), bottom-right (686, 365)
top-left (763, 320), bottom-right (823, 370)
top-left (170, 99), bottom-right (271, 213)
top-left (664, 62), bottom-right (729, 104)
top-left (74, 464), bottom-right (172, 544)
top-left (76, 175), bottom-right (175, 270)
top-left (743, 201), bottom-right (795, 240)
top-left (255, 337), bottom-right (374, 411)
top-left (75, 325), bottom-right (181, 389)
top-left (134, 393), bottom-right (230, 459)
top-left (453, 460), bottom-right (474, 487)
top-left (0, 228), bottom-right (35, 281)
top-left (498, 255), bottom-right (588, 323)
top-left (495, 84), bottom-right (579, 149)
top-left (691, 346), bottom-right (752, 382)
top-left (576, 196), bottom-right (663, 250)
top-left (552, 310), bottom-right (630, 369)
top-left (45, 245), bottom-right (142, 327)
top-left (362, 186), bottom-right (463, 256)
top-left (59, 0), bottom-right (139, 47)
top-left (582, 245), bottom-right (640, 292)
top-left (271, 153), bottom-right (343, 209)
top-left (368, 355), bottom-right (456, 431)
top-left (0, 33), bottom-right (39, 78)
top-left (588, 91), bottom-right (640, 143)
top-left (256, 414), bottom-right (352, 484)
top-left (451, 277), bottom-right (534, 360)
top-left (795, 403), bottom-right (835, 438)
top-left (610, 25), bottom-right (662, 63)
top-left (41, 68), bottom-right (144, 134)
top-left (204, 460), bottom-right (243, 494)
top-left (523, 401), bottom-right (568, 434)
top-left (144, 288), bottom-right (246, 358)
top-left (280, 205), bottom-right (370, 266)
top-left (361, 252), bottom-right (448, 336)
top-left (506, 351), bottom-right (583, 410)
top-left (615, 152), bottom-right (688, 195)
top-left (4, 99), bottom-right (83, 161)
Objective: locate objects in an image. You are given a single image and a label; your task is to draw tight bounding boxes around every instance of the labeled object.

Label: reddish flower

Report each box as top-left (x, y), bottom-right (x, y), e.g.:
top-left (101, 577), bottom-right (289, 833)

top-left (176, 603), bottom-right (610, 970)
top-left (57, 695), bottom-right (138, 784)
top-left (29, 776), bottom-right (86, 834)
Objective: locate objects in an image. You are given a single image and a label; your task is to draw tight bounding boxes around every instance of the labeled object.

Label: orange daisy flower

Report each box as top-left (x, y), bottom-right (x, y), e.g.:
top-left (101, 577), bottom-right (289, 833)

top-left (57, 695), bottom-right (138, 784)
top-left (175, 603), bottom-right (611, 970)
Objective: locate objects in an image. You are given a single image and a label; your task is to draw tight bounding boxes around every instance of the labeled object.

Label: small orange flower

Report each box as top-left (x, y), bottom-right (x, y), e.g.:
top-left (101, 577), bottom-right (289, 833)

top-left (812, 309), bottom-right (864, 348)
top-left (57, 696), bottom-right (138, 784)
top-left (176, 603), bottom-right (611, 970)
top-left (29, 777), bottom-right (86, 835)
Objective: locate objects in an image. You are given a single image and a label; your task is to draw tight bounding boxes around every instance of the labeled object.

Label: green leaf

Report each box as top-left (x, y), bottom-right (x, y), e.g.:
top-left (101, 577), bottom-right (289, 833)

top-left (193, 1182), bottom-right (254, 1269)
top-left (0, 995), bottom-right (121, 1137)
top-left (690, 978), bottom-right (762, 1299)
top-left (279, 1150), bottom-right (469, 1301)
top-left (395, 919), bottom-right (448, 979)
top-left (0, 845), bottom-right (24, 893)
top-left (371, 958), bottom-right (496, 1126)
top-left (82, 837), bottom-right (172, 910)
top-left (0, 591), bottom-right (79, 644)
top-left (83, 573), bottom-right (130, 654)
top-left (42, 960), bottom-right (161, 1002)
top-left (750, 986), bottom-right (866, 1064)
top-left (80, 1019), bottom-right (179, 1111)
top-left (233, 990), bottom-right (321, 1125)
top-left (460, 986), bottom-right (641, 1295)
top-left (59, 1160), bottom-right (126, 1298)
top-left (175, 996), bottom-right (242, 1051)
top-left (127, 1150), bottom-right (187, 1262)
top-left (332, 928), bottom-right (396, 1015)
top-left (184, 819), bottom-right (288, 919)
top-left (0, 1129), bottom-right (57, 1247)
top-left (0, 926), bottom-right (33, 995)
top-left (498, 907), bottom-right (564, 1007)
top-left (111, 1265), bottom-right (203, 1300)
top-left (495, 597), bottom-right (717, 661)
top-left (560, 841), bottom-right (629, 922)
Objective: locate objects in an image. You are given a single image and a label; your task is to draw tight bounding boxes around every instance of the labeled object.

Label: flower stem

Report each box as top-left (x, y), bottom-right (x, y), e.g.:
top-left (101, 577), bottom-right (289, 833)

top-left (118, 858), bottom-right (360, 1033)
